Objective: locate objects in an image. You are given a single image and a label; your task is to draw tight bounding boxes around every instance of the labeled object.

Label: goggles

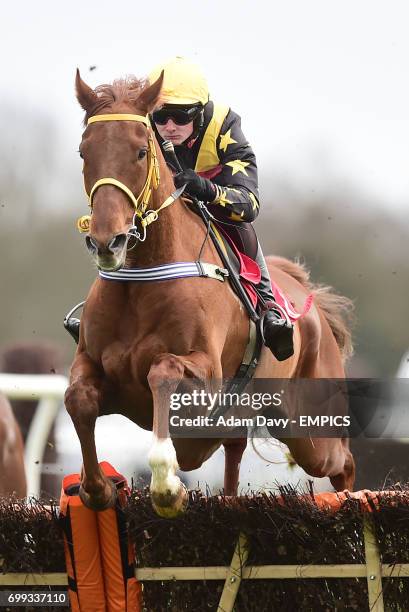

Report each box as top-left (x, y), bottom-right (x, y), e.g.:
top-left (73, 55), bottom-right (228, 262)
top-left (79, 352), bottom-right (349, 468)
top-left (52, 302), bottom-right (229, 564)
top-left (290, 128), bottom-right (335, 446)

top-left (151, 106), bottom-right (201, 126)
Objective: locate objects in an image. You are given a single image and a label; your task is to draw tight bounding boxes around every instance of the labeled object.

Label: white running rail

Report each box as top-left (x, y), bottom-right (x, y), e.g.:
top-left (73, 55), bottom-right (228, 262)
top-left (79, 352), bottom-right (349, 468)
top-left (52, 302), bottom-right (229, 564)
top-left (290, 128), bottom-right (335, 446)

top-left (0, 373), bottom-right (69, 498)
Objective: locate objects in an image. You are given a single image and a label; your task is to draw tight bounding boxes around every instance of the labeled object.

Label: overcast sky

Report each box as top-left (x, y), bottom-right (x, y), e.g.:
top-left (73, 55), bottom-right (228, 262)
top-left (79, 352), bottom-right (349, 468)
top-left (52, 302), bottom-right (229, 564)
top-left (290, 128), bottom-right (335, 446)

top-left (2, 0), bottom-right (409, 209)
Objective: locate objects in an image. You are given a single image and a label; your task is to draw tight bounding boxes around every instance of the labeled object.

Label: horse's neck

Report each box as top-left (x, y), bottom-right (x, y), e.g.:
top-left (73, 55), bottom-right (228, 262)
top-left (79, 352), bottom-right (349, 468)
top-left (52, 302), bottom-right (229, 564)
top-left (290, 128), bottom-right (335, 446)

top-left (125, 158), bottom-right (207, 267)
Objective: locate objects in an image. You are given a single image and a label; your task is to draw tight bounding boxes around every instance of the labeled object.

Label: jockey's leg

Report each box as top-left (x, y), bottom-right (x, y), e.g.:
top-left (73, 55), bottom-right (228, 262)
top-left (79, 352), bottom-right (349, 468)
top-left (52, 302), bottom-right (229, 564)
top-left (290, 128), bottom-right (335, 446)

top-left (255, 241), bottom-right (294, 361)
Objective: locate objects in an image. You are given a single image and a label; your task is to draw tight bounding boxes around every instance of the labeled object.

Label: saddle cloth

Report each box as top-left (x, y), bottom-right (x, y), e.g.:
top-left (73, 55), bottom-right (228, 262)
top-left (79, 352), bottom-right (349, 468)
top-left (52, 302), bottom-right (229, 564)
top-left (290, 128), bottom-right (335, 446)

top-left (212, 221), bottom-right (313, 322)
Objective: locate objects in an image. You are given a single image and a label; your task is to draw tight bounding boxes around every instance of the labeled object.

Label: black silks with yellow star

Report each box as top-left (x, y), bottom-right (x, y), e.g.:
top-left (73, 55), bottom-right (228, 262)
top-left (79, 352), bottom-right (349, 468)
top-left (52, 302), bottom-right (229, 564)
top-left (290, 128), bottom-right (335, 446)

top-left (154, 101), bottom-right (260, 223)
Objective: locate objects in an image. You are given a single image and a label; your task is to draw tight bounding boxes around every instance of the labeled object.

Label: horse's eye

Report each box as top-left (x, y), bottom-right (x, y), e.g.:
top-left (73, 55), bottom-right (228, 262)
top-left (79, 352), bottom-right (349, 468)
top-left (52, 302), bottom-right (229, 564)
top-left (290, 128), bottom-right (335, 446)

top-left (137, 148), bottom-right (147, 160)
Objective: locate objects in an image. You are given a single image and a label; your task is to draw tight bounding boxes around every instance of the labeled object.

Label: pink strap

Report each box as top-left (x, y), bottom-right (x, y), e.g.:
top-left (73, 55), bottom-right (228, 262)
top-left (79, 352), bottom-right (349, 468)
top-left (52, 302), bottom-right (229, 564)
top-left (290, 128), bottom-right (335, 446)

top-left (271, 280), bottom-right (313, 322)
top-left (214, 223), bottom-right (313, 320)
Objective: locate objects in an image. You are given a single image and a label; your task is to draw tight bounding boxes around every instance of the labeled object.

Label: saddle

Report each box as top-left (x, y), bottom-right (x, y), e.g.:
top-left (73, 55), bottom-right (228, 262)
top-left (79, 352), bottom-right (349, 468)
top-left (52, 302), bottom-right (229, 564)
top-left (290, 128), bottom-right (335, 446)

top-left (209, 217), bottom-right (261, 309)
top-left (190, 202), bottom-right (311, 324)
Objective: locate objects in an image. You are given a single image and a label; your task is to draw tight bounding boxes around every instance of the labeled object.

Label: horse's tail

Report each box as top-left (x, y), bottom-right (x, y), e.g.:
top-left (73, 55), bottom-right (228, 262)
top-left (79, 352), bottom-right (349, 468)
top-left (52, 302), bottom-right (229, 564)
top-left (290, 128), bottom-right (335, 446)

top-left (268, 256), bottom-right (354, 362)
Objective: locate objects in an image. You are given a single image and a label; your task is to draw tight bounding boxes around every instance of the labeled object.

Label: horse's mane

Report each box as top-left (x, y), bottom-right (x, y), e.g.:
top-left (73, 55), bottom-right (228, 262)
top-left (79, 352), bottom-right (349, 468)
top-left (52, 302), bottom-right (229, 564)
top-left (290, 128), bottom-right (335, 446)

top-left (268, 256), bottom-right (354, 362)
top-left (83, 77), bottom-right (148, 124)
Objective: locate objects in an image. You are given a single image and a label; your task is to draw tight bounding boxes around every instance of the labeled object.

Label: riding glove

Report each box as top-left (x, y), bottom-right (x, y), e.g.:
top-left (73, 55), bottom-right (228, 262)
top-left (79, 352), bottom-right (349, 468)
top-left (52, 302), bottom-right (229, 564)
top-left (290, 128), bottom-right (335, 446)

top-left (174, 169), bottom-right (216, 203)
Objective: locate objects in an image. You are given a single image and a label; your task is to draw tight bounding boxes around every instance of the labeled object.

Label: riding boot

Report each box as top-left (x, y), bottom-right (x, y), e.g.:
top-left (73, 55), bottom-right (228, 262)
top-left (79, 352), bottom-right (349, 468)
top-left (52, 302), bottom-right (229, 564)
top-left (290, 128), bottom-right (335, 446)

top-left (255, 242), bottom-right (294, 361)
top-left (64, 317), bottom-right (81, 344)
top-left (63, 301), bottom-right (85, 345)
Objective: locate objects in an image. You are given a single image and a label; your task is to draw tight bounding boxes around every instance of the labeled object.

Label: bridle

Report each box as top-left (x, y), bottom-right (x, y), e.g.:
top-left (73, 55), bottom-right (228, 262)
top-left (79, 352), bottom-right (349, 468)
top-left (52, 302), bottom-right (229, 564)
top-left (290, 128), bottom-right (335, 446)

top-left (76, 113), bottom-right (184, 242)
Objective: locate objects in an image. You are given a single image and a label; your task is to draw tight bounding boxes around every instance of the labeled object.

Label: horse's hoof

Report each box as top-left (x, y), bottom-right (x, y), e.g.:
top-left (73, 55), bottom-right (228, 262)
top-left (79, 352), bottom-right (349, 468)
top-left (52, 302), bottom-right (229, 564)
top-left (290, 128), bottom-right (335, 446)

top-left (151, 483), bottom-right (189, 518)
top-left (78, 478), bottom-right (117, 511)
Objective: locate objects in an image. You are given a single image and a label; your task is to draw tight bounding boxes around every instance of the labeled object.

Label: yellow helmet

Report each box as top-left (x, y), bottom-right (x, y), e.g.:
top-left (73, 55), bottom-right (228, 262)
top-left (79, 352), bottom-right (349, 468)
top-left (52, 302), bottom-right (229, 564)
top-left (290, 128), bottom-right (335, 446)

top-left (148, 56), bottom-right (209, 106)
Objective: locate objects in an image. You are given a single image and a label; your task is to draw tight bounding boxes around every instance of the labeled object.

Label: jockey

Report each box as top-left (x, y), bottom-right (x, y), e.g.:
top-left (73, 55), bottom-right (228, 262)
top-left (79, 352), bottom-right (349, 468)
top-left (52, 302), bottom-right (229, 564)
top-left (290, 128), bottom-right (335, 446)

top-left (64, 57), bottom-right (294, 361)
top-left (148, 57), bottom-right (294, 361)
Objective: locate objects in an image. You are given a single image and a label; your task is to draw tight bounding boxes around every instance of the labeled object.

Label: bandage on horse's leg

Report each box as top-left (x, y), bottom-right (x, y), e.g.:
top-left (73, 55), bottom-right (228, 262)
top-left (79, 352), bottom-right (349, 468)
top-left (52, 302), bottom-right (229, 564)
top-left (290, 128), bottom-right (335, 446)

top-left (223, 438), bottom-right (247, 496)
top-left (147, 351), bottom-right (213, 517)
top-left (65, 354), bottom-right (116, 510)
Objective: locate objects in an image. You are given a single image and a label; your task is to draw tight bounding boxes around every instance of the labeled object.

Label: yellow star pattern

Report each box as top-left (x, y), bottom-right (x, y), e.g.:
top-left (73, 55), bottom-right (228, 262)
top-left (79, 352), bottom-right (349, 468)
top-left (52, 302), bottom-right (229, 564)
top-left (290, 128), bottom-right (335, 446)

top-left (216, 189), bottom-right (233, 207)
top-left (219, 129), bottom-right (237, 153)
top-left (225, 159), bottom-right (250, 176)
top-left (249, 192), bottom-right (259, 211)
top-left (230, 211), bottom-right (245, 221)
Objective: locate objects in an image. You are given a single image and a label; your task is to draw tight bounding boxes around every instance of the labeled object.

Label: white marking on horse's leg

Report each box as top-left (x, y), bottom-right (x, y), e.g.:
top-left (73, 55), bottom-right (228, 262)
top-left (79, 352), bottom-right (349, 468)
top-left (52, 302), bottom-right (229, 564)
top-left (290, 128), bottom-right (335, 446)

top-left (148, 436), bottom-right (181, 496)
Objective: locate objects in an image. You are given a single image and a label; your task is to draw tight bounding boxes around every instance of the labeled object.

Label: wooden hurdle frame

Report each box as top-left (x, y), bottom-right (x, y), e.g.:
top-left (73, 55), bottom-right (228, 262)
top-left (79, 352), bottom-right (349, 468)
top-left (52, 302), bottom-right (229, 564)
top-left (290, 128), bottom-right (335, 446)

top-left (0, 512), bottom-right (407, 612)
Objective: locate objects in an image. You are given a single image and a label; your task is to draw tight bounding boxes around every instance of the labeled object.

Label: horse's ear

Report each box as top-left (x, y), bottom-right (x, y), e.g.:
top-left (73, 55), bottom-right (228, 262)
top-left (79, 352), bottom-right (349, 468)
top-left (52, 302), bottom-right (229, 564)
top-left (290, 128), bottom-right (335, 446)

top-left (75, 69), bottom-right (97, 112)
top-left (136, 71), bottom-right (164, 114)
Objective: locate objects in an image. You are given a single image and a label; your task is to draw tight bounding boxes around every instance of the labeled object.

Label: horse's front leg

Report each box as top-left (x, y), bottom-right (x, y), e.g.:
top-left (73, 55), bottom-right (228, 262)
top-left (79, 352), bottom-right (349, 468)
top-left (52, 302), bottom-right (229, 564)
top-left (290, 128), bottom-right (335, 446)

top-left (65, 352), bottom-right (116, 510)
top-left (147, 351), bottom-right (213, 518)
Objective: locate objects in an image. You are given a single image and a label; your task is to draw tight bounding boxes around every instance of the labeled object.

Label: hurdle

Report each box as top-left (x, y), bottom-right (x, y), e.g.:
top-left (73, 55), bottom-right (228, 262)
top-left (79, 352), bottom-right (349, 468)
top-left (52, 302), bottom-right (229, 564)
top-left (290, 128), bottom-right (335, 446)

top-left (0, 375), bottom-right (408, 609)
top-left (1, 486), bottom-right (409, 611)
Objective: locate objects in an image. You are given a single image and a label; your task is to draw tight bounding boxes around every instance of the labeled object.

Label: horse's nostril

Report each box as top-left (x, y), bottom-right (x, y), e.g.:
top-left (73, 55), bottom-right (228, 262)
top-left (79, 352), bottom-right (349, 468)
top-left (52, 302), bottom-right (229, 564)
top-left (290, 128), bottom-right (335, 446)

top-left (85, 235), bottom-right (98, 254)
top-left (85, 234), bottom-right (127, 256)
top-left (108, 234), bottom-right (127, 251)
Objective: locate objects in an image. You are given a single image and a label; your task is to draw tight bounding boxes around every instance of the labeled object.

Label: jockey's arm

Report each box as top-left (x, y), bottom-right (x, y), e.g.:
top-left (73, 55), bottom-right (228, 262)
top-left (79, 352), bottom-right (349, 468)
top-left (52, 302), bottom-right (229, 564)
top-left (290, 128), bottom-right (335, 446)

top-left (174, 109), bottom-right (260, 223)
top-left (210, 182), bottom-right (259, 223)
top-left (210, 115), bottom-right (261, 222)
top-left (210, 109), bottom-right (260, 222)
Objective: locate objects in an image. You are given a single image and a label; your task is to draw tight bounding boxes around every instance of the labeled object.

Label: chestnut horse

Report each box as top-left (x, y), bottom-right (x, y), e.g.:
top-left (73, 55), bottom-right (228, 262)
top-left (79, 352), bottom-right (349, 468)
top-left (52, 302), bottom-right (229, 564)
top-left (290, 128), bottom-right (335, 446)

top-left (0, 393), bottom-right (26, 497)
top-left (65, 70), bottom-right (355, 516)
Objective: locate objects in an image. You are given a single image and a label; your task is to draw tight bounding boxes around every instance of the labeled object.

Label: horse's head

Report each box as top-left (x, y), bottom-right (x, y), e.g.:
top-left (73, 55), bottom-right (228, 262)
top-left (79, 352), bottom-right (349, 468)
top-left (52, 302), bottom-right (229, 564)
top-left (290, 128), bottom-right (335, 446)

top-left (76, 70), bottom-right (163, 271)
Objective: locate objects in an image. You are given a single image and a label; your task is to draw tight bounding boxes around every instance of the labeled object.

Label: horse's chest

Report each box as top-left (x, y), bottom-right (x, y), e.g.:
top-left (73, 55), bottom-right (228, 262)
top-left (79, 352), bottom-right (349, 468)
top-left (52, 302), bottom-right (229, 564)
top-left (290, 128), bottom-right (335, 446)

top-left (96, 342), bottom-right (152, 425)
top-left (99, 342), bottom-right (132, 382)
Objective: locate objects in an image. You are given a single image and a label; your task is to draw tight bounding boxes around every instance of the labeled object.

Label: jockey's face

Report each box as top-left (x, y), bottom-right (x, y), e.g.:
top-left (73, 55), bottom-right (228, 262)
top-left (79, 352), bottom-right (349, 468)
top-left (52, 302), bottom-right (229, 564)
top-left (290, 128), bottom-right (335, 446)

top-left (155, 118), bottom-right (194, 146)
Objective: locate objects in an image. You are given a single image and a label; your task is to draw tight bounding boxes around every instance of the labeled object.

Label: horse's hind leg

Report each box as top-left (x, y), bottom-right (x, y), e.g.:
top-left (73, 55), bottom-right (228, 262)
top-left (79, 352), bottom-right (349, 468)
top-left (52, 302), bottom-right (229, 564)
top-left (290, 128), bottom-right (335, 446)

top-left (329, 438), bottom-right (355, 491)
top-left (286, 437), bottom-right (355, 493)
top-left (223, 438), bottom-right (247, 496)
top-left (147, 351), bottom-right (213, 518)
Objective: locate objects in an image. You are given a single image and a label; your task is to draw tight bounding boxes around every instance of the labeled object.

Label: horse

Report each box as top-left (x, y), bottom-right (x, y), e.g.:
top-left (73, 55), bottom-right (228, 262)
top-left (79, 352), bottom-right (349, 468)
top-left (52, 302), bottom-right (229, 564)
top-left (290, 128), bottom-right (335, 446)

top-left (0, 341), bottom-right (62, 496)
top-left (0, 392), bottom-right (26, 497)
top-left (65, 69), bottom-right (355, 516)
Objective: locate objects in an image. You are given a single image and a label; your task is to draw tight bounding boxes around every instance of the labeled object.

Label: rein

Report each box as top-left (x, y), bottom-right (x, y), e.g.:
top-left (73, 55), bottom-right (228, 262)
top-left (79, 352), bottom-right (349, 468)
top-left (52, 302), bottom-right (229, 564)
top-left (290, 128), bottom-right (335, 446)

top-left (76, 113), bottom-right (183, 239)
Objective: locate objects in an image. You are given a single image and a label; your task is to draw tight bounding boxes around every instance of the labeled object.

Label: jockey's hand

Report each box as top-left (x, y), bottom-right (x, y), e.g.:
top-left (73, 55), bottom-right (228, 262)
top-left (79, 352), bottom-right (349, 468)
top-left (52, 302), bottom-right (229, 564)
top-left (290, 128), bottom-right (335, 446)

top-left (174, 169), bottom-right (216, 202)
